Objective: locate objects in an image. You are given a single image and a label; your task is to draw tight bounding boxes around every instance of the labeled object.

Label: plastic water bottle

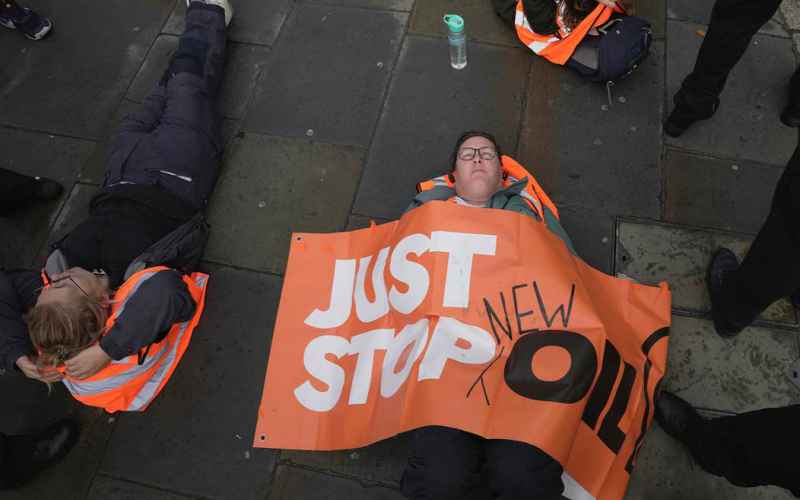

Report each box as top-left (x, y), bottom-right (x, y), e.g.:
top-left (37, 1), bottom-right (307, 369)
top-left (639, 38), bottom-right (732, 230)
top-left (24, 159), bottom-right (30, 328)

top-left (443, 14), bottom-right (467, 70)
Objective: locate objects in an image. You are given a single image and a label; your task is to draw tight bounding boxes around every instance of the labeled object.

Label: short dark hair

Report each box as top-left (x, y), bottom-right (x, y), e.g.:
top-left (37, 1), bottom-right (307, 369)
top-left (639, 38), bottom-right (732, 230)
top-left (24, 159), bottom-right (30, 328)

top-left (451, 131), bottom-right (503, 172)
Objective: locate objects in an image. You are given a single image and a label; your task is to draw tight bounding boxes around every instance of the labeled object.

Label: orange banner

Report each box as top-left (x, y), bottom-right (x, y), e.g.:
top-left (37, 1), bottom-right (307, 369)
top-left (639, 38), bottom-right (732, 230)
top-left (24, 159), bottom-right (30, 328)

top-left (254, 201), bottom-right (671, 500)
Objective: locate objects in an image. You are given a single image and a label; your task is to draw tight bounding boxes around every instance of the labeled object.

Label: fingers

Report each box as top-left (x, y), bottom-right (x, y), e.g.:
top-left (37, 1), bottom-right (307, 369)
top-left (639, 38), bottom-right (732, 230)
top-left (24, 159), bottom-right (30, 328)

top-left (40, 370), bottom-right (64, 383)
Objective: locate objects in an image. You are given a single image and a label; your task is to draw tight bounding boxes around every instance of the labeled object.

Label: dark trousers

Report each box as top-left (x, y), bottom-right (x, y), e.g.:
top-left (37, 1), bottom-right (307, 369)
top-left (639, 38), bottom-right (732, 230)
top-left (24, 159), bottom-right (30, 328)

top-left (105, 3), bottom-right (226, 211)
top-left (0, 168), bottom-right (39, 215)
top-left (677, 0), bottom-right (800, 111)
top-left (716, 144), bottom-right (800, 329)
top-left (401, 426), bottom-right (564, 500)
top-left (687, 405), bottom-right (800, 496)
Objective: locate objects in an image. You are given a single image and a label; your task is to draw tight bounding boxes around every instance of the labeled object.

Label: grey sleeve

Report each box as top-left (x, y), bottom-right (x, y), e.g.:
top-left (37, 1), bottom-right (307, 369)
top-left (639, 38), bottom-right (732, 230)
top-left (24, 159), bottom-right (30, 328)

top-left (99, 270), bottom-right (196, 361)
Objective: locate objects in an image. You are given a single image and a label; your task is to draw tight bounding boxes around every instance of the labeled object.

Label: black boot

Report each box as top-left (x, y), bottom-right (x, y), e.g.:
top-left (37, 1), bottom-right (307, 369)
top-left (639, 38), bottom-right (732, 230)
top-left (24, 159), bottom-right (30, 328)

top-left (706, 248), bottom-right (742, 338)
top-left (654, 391), bottom-right (704, 447)
top-left (1, 419), bottom-right (80, 489)
top-left (664, 95), bottom-right (719, 138)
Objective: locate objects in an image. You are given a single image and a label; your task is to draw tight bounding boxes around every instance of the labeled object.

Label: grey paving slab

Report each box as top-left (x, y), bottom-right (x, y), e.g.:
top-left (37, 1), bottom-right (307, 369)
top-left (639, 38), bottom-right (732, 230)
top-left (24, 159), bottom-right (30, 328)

top-left (87, 476), bottom-right (195, 500)
top-left (205, 134), bottom-right (364, 274)
top-left (560, 207), bottom-right (616, 274)
top-left (626, 424), bottom-right (796, 499)
top-left (662, 315), bottom-right (800, 414)
top-left (269, 465), bottom-right (406, 500)
top-left (163, 0), bottom-right (292, 46)
top-left (353, 36), bottom-right (530, 219)
top-left (666, 21), bottom-right (795, 166)
top-left (127, 35), bottom-right (269, 120)
top-left (282, 434), bottom-right (412, 486)
top-left (308, 0), bottom-right (415, 11)
top-left (244, 4), bottom-right (407, 147)
top-left (663, 149), bottom-right (782, 235)
top-left (0, 374), bottom-right (116, 500)
top-left (615, 219), bottom-right (797, 325)
top-left (100, 265), bottom-right (281, 500)
top-left (0, 0), bottom-right (175, 140)
top-left (0, 128), bottom-right (95, 268)
top-left (517, 42), bottom-right (664, 219)
top-left (409, 0), bottom-right (519, 47)
top-left (666, 0), bottom-right (787, 37)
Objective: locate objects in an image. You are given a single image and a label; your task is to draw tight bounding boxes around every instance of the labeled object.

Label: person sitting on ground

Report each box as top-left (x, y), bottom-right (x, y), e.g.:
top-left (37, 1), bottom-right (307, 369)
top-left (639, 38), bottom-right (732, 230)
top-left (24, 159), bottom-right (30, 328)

top-left (401, 131), bottom-right (570, 500)
top-left (492, 0), bottom-right (648, 82)
top-left (0, 0), bottom-right (52, 40)
top-left (0, 0), bottom-right (233, 413)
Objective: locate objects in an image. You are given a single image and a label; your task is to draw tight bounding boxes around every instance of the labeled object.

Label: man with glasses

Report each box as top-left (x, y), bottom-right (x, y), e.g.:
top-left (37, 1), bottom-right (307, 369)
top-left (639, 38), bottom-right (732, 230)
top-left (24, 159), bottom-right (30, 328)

top-left (401, 130), bottom-right (570, 500)
top-left (406, 130), bottom-right (574, 250)
top-left (0, 0), bottom-right (231, 395)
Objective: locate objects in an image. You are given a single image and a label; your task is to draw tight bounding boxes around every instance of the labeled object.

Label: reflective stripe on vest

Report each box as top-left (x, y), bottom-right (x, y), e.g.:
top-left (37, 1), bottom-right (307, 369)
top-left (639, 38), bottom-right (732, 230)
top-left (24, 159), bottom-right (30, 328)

top-left (416, 156), bottom-right (560, 221)
top-left (514, 0), bottom-right (616, 65)
top-left (62, 268), bottom-right (209, 413)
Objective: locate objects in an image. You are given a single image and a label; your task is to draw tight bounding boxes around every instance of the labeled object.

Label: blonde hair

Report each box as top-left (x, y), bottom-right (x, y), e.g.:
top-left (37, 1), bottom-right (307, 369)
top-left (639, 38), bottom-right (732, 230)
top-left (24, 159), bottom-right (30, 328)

top-left (27, 294), bottom-right (109, 370)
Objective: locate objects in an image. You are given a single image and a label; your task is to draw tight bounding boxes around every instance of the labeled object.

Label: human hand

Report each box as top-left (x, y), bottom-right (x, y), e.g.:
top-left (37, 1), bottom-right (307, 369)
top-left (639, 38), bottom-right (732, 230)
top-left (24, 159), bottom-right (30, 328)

top-left (596, 0), bottom-right (617, 7)
top-left (16, 355), bottom-right (63, 383)
top-left (65, 344), bottom-right (111, 379)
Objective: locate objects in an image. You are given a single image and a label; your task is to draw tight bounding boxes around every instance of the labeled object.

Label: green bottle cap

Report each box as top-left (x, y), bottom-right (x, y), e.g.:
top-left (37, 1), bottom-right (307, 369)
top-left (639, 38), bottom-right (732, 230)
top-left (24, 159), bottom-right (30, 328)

top-left (443, 14), bottom-right (464, 33)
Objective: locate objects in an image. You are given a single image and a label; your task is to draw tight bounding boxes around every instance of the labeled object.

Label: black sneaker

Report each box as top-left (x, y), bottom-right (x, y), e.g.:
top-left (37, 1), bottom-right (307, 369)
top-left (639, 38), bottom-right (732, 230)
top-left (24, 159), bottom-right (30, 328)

top-left (664, 97), bottom-right (719, 138)
top-left (706, 248), bottom-right (742, 338)
top-left (5, 419), bottom-right (80, 488)
top-left (654, 391), bottom-right (704, 447)
top-left (0, 7), bottom-right (53, 40)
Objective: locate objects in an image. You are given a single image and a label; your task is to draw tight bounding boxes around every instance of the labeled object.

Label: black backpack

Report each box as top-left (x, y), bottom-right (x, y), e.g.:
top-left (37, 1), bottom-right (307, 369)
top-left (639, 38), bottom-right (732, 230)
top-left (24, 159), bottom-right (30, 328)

top-left (565, 14), bottom-right (652, 83)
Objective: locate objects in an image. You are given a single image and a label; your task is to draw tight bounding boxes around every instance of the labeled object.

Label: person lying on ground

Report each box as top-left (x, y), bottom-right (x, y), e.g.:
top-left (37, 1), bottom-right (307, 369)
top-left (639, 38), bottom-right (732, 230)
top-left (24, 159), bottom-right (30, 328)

top-left (406, 130), bottom-right (574, 251)
top-left (401, 130), bottom-right (570, 500)
top-left (0, 0), bottom-right (233, 413)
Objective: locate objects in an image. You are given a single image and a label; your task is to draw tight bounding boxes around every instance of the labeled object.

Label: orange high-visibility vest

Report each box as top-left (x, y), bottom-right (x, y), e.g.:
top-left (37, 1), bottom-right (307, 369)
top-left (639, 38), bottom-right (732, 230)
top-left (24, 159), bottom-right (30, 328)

top-left (416, 155), bottom-right (560, 221)
top-left (62, 266), bottom-right (209, 413)
top-left (514, 0), bottom-right (622, 65)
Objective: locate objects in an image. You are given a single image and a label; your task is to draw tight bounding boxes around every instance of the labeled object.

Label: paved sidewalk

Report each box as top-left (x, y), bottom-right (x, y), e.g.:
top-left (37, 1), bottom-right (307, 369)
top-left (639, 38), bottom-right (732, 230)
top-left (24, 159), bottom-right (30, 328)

top-left (1, 0), bottom-right (798, 498)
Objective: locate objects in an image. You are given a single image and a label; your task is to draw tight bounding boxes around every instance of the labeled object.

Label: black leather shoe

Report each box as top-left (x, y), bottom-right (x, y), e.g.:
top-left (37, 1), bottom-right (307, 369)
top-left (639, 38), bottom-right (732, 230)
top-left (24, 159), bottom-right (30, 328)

top-left (664, 98), bottom-right (719, 138)
top-left (706, 248), bottom-right (742, 338)
top-left (780, 104), bottom-right (800, 128)
top-left (31, 176), bottom-right (64, 201)
top-left (654, 391), bottom-right (703, 446)
top-left (4, 419), bottom-right (80, 488)
top-left (707, 248), bottom-right (742, 337)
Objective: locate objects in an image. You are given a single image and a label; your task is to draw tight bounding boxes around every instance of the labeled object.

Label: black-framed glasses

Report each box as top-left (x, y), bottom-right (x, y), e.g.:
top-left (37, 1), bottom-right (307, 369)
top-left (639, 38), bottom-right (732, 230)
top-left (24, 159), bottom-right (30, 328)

top-left (36, 269), bottom-right (108, 297)
top-left (458, 147), bottom-right (498, 161)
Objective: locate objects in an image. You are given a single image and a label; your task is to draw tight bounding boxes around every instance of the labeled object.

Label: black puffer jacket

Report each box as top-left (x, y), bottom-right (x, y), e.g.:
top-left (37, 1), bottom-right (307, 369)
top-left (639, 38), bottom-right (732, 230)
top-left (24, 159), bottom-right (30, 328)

top-left (493, 0), bottom-right (558, 35)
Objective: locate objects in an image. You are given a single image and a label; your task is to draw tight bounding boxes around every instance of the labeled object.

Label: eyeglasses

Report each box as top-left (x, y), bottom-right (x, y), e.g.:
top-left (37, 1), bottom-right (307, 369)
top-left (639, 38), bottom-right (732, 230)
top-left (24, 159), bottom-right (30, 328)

top-left (458, 147), bottom-right (498, 161)
top-left (36, 269), bottom-right (108, 297)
